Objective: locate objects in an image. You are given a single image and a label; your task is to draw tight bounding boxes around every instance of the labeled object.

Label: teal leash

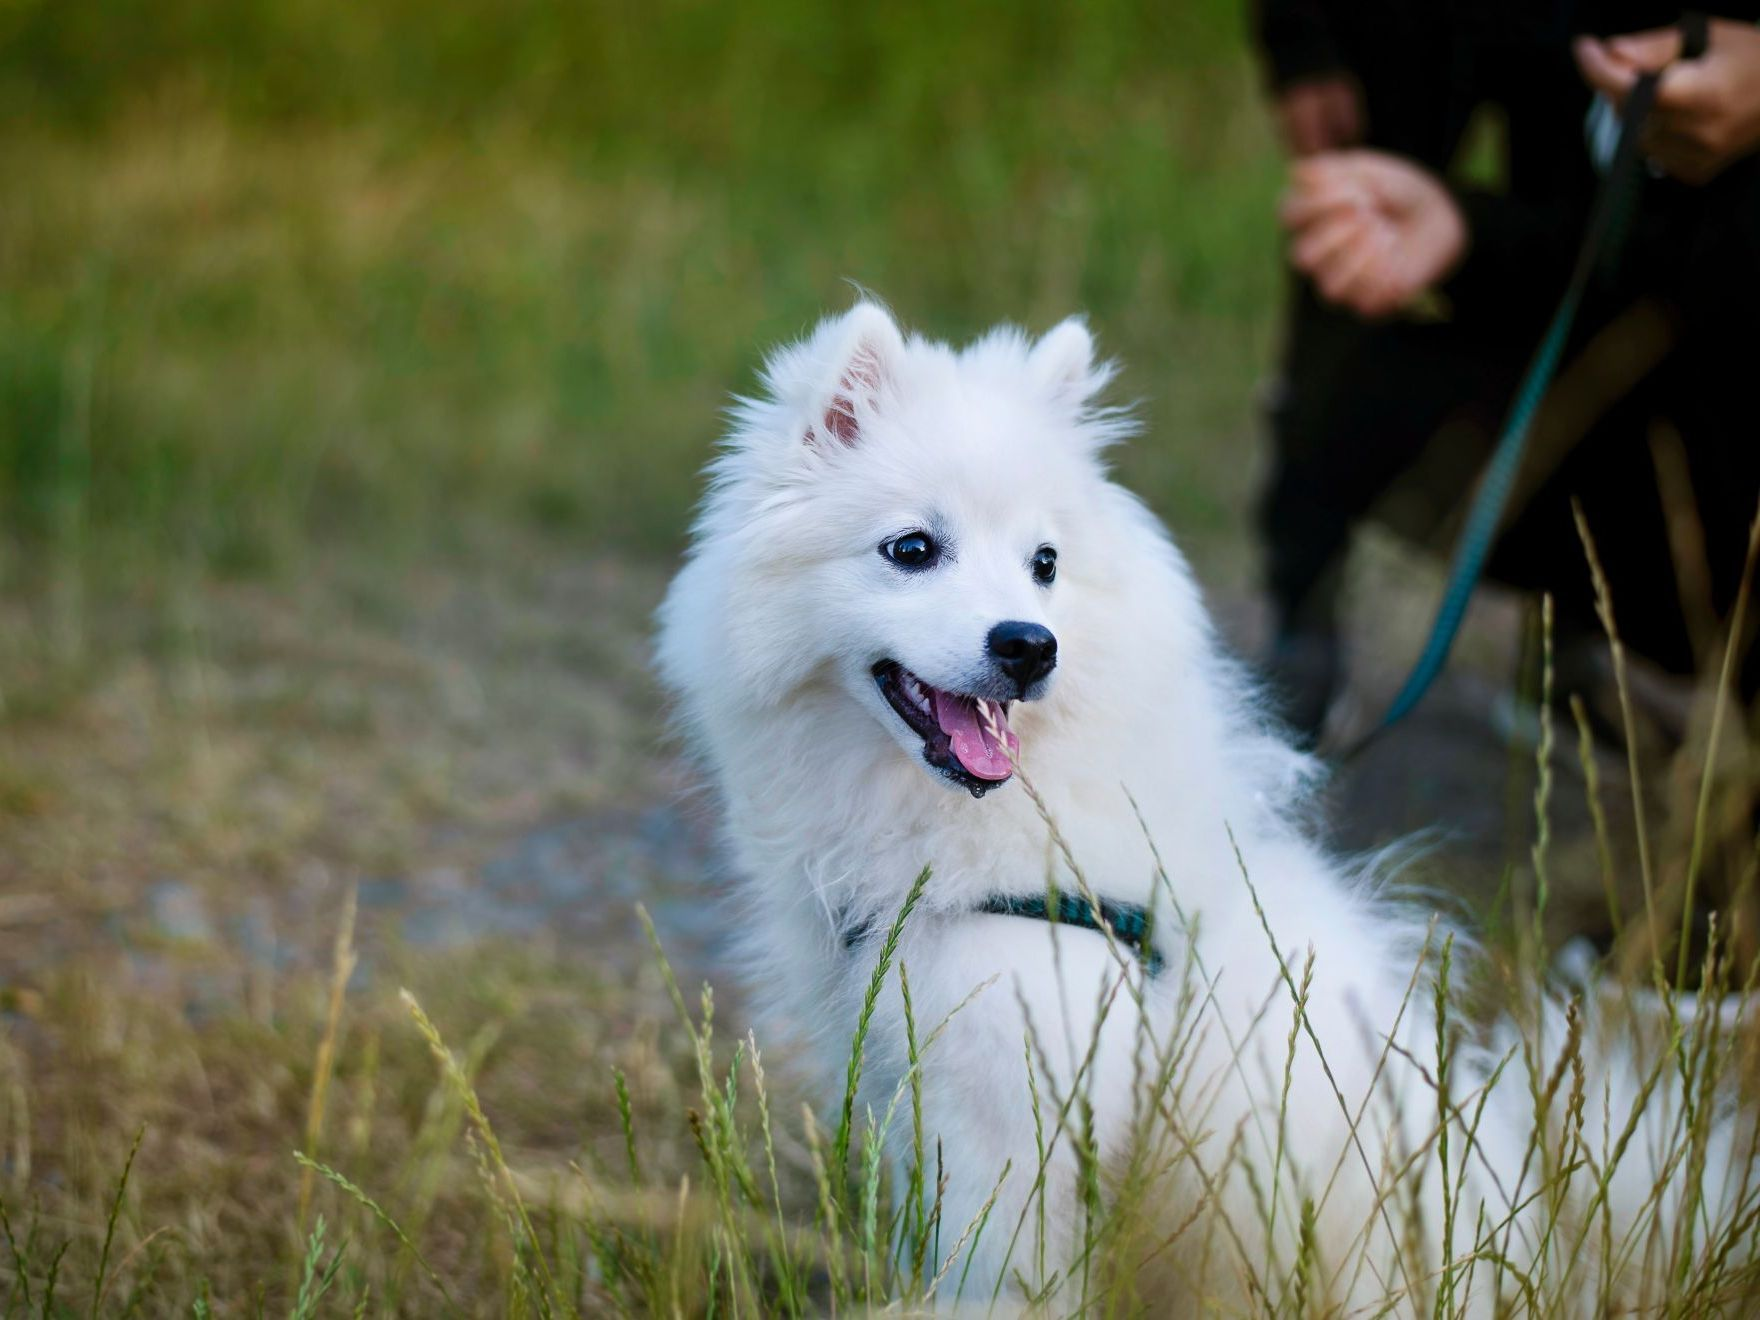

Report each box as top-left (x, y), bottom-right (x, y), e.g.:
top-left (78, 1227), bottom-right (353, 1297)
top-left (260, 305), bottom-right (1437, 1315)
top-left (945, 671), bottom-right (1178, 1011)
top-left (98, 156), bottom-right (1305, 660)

top-left (1338, 15), bottom-right (1705, 760)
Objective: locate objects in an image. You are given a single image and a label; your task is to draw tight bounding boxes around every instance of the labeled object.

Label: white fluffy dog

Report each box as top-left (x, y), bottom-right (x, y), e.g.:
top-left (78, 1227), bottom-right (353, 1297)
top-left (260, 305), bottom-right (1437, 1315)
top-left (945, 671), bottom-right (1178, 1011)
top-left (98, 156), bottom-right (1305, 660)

top-left (656, 301), bottom-right (1754, 1311)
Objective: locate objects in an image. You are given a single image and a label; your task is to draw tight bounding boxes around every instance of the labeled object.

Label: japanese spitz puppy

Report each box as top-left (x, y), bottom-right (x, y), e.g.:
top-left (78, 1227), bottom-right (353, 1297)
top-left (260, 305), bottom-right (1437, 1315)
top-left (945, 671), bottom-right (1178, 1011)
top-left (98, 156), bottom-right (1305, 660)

top-left (656, 301), bottom-right (1754, 1311)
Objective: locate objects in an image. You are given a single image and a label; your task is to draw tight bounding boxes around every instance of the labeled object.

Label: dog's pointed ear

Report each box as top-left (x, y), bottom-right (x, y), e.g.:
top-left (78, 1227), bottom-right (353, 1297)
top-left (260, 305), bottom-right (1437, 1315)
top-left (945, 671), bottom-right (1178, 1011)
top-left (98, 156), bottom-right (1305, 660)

top-left (1029, 316), bottom-right (1108, 407)
top-left (808, 301), bottom-right (904, 448)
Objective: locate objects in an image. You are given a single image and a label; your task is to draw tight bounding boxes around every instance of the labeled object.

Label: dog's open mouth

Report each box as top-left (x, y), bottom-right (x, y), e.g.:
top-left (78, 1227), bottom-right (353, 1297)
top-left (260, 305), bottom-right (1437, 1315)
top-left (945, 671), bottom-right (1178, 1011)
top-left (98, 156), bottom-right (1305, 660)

top-left (872, 660), bottom-right (1019, 797)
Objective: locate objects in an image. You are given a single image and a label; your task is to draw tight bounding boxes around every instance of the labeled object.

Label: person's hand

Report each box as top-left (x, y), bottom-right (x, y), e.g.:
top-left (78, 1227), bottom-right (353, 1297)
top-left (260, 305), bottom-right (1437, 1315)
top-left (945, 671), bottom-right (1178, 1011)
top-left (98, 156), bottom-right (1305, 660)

top-left (1576, 20), bottom-right (1760, 184)
top-left (1274, 74), bottom-right (1366, 157)
top-left (1280, 151), bottom-right (1469, 318)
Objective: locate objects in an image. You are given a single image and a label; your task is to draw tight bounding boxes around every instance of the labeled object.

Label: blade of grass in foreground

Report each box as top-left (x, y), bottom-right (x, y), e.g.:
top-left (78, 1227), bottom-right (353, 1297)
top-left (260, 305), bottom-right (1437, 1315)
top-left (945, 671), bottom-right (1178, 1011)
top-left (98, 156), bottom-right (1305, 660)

top-left (88, 1124), bottom-right (143, 1320)
top-left (1674, 501), bottom-right (1760, 990)
top-left (298, 888), bottom-right (359, 1240)
top-left (402, 988), bottom-right (566, 1314)
top-left (834, 865), bottom-right (932, 1194)
top-left (292, 1151), bottom-right (462, 1315)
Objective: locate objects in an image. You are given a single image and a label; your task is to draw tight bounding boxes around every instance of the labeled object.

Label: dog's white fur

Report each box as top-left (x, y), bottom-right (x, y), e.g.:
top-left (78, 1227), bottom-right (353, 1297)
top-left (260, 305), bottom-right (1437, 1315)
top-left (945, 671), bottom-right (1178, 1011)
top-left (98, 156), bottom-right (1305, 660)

top-left (657, 301), bottom-right (1753, 1310)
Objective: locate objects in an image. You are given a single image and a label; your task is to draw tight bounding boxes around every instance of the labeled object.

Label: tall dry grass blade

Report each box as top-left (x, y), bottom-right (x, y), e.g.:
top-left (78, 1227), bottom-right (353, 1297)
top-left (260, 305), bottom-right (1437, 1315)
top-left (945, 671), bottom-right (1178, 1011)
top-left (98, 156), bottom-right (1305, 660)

top-left (833, 864), bottom-right (931, 1191)
top-left (1531, 593), bottom-right (1556, 973)
top-left (636, 903), bottom-right (699, 1043)
top-left (1675, 498), bottom-right (1760, 990)
top-left (1570, 693), bottom-right (1625, 941)
top-left (0, 1192), bottom-right (33, 1312)
top-left (613, 1068), bottom-right (641, 1187)
top-left (289, 1214), bottom-right (346, 1320)
top-left (1013, 762), bottom-right (1146, 1001)
top-left (744, 1034), bottom-right (799, 1311)
top-left (401, 987), bottom-right (564, 1314)
top-left (88, 1123), bottom-right (143, 1320)
top-left (1574, 501), bottom-right (1662, 971)
top-left (936, 1158), bottom-right (1011, 1305)
top-left (1433, 934), bottom-right (1457, 1320)
top-left (98, 1226), bottom-right (172, 1318)
top-left (1229, 824), bottom-right (1419, 1308)
top-left (897, 962), bottom-right (930, 1291)
top-left (298, 886), bottom-right (358, 1238)
top-left (859, 1107), bottom-right (885, 1299)
top-left (39, 1238), bottom-right (68, 1318)
top-left (292, 1151), bottom-right (461, 1314)
top-left (1268, 948), bottom-right (1314, 1260)
top-left (993, 963), bottom-right (1132, 1303)
top-left (801, 1106), bottom-right (848, 1304)
top-left (1648, 420), bottom-right (1719, 668)
top-left (1024, 1033), bottom-right (1048, 1289)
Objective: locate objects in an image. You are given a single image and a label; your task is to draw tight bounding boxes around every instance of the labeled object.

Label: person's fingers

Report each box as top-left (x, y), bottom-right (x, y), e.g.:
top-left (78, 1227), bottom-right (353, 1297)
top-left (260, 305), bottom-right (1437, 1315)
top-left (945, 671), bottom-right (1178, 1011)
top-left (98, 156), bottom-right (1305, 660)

top-left (1335, 259), bottom-right (1400, 318)
top-left (1651, 58), bottom-right (1720, 120)
top-left (1289, 209), bottom-right (1368, 274)
top-left (1280, 164), bottom-right (1374, 229)
top-left (1356, 272), bottom-right (1411, 319)
top-left (1301, 218), bottom-right (1379, 288)
top-left (1331, 237), bottom-right (1404, 318)
top-left (1279, 185), bottom-right (1337, 232)
top-left (1608, 25), bottom-right (1685, 72)
top-left (1310, 222), bottom-right (1389, 312)
top-left (1284, 149), bottom-right (1443, 232)
top-left (1334, 150), bottom-right (1441, 213)
top-left (1574, 36), bottom-right (1640, 103)
top-left (1381, 237), bottom-right (1447, 309)
top-left (1281, 186), bottom-right (1364, 233)
top-left (1368, 221), bottom-right (1443, 317)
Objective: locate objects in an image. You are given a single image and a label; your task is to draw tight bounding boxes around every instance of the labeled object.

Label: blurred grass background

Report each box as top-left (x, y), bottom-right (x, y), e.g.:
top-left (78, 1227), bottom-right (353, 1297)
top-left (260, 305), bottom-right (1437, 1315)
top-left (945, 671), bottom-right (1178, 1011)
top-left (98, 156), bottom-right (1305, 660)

top-left (0, 0), bottom-right (1279, 599)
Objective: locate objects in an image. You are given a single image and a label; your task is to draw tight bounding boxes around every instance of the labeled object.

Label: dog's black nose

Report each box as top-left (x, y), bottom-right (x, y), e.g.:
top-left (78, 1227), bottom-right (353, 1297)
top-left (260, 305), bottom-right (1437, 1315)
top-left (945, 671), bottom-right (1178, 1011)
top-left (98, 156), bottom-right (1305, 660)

top-left (987, 621), bottom-right (1057, 691)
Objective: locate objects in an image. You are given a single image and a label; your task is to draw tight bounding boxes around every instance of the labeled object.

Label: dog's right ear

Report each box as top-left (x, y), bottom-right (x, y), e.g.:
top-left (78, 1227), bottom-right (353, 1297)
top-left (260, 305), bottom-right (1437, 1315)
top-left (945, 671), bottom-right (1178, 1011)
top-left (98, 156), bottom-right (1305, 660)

top-left (804, 301), bottom-right (904, 448)
top-left (1029, 316), bottom-right (1112, 409)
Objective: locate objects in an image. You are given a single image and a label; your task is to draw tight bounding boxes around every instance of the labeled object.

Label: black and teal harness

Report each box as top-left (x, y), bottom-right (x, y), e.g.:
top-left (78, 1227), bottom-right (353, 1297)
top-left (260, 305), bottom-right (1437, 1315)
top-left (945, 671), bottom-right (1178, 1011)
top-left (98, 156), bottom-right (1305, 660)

top-left (843, 891), bottom-right (1164, 977)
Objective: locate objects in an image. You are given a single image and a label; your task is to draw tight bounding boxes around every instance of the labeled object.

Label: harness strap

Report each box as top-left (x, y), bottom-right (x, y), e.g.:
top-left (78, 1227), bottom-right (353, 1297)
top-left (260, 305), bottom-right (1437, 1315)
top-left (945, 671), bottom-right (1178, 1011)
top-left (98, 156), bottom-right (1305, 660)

top-left (1334, 12), bottom-right (1706, 760)
top-left (977, 892), bottom-right (1165, 976)
top-left (841, 891), bottom-right (1165, 976)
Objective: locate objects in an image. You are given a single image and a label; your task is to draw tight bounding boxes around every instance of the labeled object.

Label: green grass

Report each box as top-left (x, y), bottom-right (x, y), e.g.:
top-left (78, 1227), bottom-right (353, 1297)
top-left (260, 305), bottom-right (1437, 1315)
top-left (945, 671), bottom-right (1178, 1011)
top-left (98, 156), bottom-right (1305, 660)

top-left (5, 746), bottom-right (1760, 1314)
top-left (0, 0), bottom-right (1279, 611)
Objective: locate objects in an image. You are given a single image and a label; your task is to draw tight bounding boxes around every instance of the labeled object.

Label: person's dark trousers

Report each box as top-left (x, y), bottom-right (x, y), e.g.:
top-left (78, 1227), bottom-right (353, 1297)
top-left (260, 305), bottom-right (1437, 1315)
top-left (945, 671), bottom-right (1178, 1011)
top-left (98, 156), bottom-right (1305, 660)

top-left (1252, 14), bottom-right (1468, 737)
top-left (1251, 10), bottom-right (1578, 738)
top-left (1258, 306), bottom-right (1522, 659)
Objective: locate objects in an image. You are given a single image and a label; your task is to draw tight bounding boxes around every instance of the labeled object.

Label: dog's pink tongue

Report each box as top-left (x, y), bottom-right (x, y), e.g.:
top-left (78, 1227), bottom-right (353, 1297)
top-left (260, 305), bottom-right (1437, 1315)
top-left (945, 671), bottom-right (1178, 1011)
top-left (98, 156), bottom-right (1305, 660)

top-left (932, 689), bottom-right (1019, 781)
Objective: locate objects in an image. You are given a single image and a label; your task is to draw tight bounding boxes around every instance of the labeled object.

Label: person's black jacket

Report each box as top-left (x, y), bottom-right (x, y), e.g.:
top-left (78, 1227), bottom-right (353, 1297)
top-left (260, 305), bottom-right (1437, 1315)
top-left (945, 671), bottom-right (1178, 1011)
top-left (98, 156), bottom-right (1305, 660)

top-left (1250, 2), bottom-right (1760, 329)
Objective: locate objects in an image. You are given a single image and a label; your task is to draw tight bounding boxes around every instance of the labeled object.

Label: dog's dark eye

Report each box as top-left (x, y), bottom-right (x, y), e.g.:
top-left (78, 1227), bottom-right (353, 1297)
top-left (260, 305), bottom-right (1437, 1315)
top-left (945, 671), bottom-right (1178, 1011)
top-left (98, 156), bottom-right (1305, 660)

top-left (882, 532), bottom-right (938, 569)
top-left (1031, 545), bottom-right (1057, 585)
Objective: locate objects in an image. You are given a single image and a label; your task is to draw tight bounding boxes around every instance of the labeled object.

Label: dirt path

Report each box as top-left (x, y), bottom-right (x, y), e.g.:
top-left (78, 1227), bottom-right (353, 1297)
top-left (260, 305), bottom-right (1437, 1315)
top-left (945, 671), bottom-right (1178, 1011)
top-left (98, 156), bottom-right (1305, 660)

top-left (2, 535), bottom-right (1653, 1015)
top-left (0, 544), bottom-right (727, 1001)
